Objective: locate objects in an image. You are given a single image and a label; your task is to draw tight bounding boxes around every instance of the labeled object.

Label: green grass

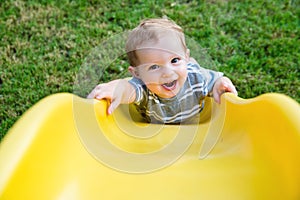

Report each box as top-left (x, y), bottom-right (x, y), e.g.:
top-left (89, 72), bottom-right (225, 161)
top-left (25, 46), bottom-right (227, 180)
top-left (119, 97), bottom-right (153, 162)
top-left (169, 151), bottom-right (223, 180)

top-left (0, 0), bottom-right (299, 141)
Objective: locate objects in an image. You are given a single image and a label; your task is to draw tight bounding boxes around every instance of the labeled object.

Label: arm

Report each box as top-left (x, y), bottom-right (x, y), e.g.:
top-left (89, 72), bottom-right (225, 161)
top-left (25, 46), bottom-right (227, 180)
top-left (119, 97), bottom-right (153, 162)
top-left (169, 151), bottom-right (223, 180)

top-left (87, 79), bottom-right (136, 114)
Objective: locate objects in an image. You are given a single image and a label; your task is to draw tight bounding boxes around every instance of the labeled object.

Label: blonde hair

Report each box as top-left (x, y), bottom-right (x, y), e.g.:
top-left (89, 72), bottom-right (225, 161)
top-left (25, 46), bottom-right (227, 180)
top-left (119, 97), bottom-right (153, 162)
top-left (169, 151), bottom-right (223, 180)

top-left (125, 18), bottom-right (187, 67)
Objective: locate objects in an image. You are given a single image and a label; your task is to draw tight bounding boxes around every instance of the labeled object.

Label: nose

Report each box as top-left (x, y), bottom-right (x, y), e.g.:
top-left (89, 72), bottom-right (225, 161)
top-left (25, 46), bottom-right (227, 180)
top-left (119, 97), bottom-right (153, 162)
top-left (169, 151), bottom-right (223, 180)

top-left (162, 66), bottom-right (175, 78)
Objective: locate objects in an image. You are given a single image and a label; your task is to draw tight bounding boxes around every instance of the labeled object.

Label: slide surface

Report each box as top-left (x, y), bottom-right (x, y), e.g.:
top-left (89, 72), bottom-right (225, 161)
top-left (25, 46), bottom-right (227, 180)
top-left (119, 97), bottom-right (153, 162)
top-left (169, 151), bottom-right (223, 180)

top-left (0, 93), bottom-right (299, 200)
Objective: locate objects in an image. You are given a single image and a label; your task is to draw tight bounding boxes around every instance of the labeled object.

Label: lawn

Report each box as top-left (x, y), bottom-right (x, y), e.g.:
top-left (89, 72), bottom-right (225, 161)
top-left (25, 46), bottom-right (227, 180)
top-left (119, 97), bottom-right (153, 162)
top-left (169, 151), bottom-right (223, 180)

top-left (0, 0), bottom-right (299, 141)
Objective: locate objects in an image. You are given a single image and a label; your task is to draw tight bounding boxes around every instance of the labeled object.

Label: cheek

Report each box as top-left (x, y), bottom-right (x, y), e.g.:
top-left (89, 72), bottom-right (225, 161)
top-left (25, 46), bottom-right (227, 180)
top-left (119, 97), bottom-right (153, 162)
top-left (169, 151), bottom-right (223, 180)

top-left (177, 68), bottom-right (188, 87)
top-left (178, 68), bottom-right (188, 80)
top-left (140, 73), bottom-right (159, 84)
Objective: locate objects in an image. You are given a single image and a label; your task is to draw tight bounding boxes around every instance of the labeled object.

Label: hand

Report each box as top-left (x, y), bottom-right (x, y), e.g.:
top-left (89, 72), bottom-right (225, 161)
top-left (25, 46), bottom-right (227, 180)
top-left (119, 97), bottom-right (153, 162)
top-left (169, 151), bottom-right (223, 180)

top-left (87, 79), bottom-right (135, 114)
top-left (212, 77), bottom-right (238, 104)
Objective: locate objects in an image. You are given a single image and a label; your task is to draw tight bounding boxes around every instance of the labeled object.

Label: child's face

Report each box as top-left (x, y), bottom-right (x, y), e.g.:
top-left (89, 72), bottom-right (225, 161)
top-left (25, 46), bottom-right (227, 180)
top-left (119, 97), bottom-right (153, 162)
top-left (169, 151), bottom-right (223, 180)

top-left (129, 34), bottom-right (189, 99)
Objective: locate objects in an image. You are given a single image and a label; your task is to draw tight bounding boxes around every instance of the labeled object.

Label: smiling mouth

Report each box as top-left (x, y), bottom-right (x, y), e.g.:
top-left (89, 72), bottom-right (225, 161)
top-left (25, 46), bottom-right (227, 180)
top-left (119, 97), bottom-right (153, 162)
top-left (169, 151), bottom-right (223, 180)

top-left (162, 80), bottom-right (177, 91)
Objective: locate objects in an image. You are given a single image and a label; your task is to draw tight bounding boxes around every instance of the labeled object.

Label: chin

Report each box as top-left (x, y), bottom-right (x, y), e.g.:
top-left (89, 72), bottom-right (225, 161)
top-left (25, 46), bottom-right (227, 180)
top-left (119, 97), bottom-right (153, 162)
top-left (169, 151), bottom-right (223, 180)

top-left (158, 91), bottom-right (178, 99)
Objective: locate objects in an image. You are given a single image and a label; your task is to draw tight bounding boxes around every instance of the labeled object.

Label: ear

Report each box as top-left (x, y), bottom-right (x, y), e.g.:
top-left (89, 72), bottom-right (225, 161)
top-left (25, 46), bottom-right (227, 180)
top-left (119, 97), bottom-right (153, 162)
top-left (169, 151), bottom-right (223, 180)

top-left (128, 66), bottom-right (139, 78)
top-left (185, 48), bottom-right (190, 61)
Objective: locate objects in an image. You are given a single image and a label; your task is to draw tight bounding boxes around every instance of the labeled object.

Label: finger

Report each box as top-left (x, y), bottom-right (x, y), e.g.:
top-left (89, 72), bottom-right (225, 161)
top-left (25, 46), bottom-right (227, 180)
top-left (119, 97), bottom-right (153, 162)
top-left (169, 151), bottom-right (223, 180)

top-left (213, 89), bottom-right (221, 104)
top-left (87, 84), bottom-right (103, 99)
top-left (107, 98), bottom-right (121, 115)
top-left (87, 89), bottom-right (97, 99)
top-left (213, 82), bottom-right (229, 104)
top-left (224, 82), bottom-right (238, 95)
top-left (219, 77), bottom-right (237, 95)
top-left (90, 85), bottom-right (112, 100)
top-left (87, 92), bottom-right (93, 99)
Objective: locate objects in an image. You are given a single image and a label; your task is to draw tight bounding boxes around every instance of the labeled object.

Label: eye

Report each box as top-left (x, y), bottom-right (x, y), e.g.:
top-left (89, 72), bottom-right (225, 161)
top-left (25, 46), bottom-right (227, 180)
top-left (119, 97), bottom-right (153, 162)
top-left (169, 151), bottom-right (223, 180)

top-left (171, 57), bottom-right (180, 64)
top-left (148, 64), bottom-right (160, 71)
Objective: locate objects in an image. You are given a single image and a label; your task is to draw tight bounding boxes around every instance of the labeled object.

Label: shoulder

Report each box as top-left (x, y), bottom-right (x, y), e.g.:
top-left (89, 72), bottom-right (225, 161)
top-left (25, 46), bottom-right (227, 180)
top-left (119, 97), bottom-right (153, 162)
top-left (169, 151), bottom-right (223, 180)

top-left (186, 62), bottom-right (206, 84)
top-left (128, 77), bottom-right (148, 104)
top-left (187, 62), bottom-right (223, 80)
top-left (187, 62), bottom-right (201, 72)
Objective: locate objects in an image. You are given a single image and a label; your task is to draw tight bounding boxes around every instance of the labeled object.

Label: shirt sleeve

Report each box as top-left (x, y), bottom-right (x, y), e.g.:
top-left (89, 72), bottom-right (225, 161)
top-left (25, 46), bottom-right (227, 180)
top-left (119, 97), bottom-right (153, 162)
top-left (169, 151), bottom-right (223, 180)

top-left (206, 69), bottom-right (223, 95)
top-left (188, 62), bottom-right (223, 96)
top-left (128, 77), bottom-right (145, 104)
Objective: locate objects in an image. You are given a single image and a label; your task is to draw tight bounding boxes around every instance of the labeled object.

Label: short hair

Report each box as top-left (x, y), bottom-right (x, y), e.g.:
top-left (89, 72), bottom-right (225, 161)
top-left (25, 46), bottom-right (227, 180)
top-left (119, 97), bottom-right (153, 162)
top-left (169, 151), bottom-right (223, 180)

top-left (125, 18), bottom-right (187, 67)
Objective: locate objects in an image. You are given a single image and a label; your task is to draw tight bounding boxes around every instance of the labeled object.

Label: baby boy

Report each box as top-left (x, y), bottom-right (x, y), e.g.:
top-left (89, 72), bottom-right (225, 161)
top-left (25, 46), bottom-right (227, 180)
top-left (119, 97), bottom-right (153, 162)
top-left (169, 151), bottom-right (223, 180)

top-left (87, 18), bottom-right (237, 123)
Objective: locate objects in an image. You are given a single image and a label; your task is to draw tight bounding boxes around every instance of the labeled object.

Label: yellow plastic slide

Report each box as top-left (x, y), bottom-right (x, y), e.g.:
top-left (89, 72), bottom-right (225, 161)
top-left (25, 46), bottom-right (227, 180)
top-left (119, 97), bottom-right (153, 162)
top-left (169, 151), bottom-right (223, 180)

top-left (0, 93), bottom-right (299, 200)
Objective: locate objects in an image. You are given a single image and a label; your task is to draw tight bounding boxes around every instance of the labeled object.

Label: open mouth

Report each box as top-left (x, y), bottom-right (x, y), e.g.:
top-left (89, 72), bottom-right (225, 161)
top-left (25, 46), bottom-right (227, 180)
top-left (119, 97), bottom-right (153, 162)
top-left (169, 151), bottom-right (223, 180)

top-left (162, 80), bottom-right (177, 91)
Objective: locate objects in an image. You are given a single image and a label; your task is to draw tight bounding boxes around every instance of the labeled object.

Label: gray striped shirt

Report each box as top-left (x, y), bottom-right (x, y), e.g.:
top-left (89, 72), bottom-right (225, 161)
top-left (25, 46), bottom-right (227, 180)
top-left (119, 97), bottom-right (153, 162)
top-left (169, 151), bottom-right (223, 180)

top-left (129, 63), bottom-right (223, 124)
